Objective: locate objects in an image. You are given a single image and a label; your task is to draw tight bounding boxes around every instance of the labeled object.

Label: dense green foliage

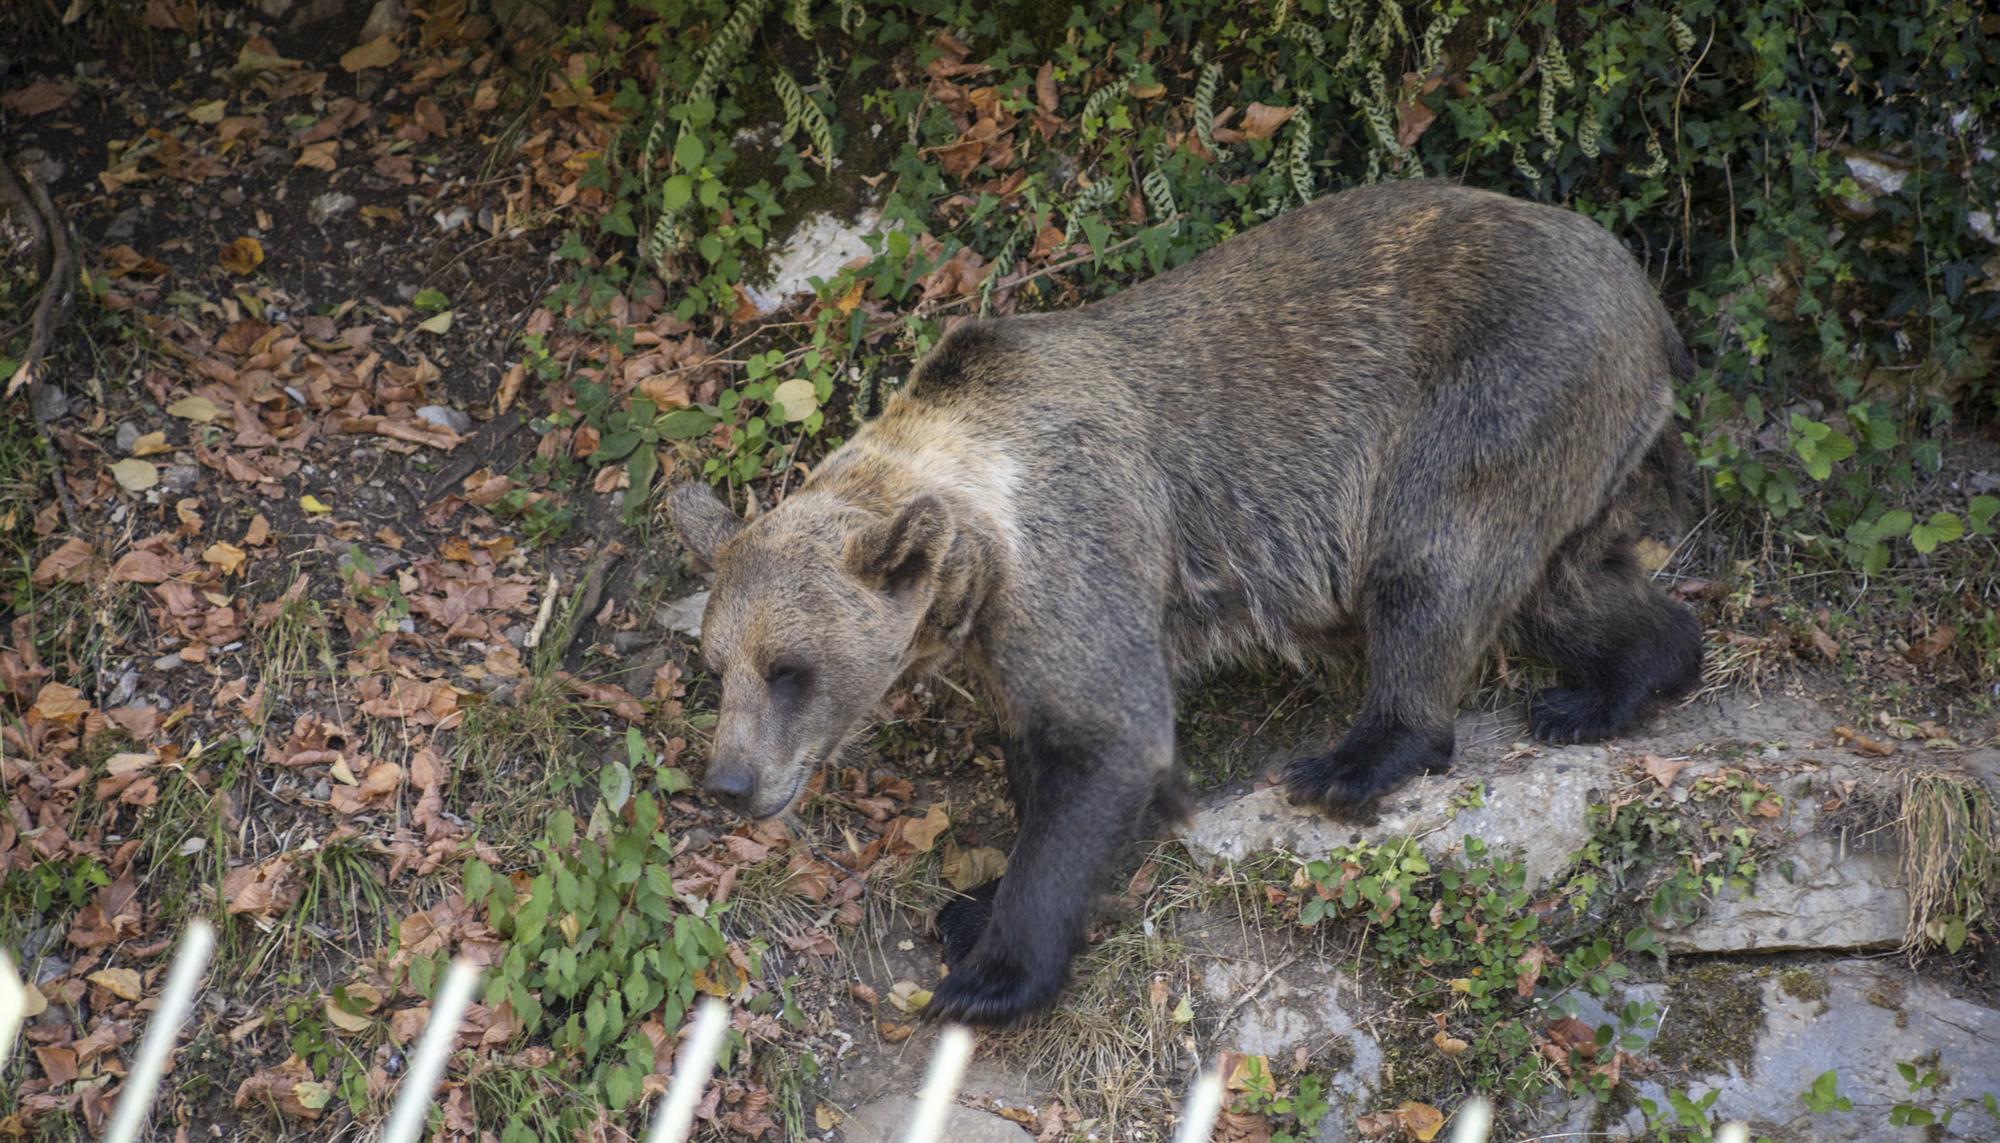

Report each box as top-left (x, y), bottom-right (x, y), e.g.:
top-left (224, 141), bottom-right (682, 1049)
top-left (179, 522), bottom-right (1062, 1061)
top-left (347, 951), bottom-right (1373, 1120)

top-left (540, 0), bottom-right (1998, 588)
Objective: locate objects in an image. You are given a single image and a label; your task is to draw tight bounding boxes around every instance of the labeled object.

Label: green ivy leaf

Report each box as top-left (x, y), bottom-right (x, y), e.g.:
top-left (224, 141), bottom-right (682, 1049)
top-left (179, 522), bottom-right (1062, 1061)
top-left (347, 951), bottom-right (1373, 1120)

top-left (674, 130), bottom-right (706, 171)
top-left (662, 174), bottom-right (693, 211)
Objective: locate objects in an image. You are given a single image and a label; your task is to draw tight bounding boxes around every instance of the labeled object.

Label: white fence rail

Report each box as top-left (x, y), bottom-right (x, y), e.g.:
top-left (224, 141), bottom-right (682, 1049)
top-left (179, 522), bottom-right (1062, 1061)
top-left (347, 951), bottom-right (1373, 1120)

top-left (0, 926), bottom-right (1754, 1142)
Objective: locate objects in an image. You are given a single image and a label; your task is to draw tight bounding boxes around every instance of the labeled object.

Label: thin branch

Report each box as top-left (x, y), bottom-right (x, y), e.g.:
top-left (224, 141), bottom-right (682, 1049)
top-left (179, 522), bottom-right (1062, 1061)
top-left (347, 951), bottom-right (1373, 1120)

top-left (1, 150), bottom-right (81, 531)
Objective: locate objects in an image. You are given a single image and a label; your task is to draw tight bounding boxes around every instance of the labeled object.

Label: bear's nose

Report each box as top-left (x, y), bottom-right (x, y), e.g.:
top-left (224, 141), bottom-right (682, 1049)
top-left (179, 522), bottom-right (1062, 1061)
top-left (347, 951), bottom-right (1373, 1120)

top-left (704, 760), bottom-right (758, 811)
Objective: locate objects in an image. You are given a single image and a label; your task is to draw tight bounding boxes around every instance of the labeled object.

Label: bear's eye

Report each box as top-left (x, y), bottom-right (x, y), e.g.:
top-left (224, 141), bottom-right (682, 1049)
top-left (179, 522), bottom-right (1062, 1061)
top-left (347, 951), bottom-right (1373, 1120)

top-left (764, 659), bottom-right (812, 692)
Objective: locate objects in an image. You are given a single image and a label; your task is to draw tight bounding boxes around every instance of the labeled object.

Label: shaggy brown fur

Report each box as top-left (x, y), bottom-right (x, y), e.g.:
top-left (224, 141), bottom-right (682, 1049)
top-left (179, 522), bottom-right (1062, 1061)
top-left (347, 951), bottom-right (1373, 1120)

top-left (671, 180), bottom-right (1702, 1025)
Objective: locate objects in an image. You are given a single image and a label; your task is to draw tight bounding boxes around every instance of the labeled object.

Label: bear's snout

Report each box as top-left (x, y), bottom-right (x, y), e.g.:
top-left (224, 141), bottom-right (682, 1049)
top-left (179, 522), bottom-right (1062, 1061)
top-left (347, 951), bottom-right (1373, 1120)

top-left (703, 757), bottom-right (758, 812)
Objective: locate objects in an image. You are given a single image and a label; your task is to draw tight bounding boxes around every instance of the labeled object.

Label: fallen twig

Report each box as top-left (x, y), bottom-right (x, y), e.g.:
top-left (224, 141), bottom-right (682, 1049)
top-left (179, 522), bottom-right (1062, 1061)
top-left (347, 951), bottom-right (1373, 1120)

top-left (1, 149), bottom-right (81, 530)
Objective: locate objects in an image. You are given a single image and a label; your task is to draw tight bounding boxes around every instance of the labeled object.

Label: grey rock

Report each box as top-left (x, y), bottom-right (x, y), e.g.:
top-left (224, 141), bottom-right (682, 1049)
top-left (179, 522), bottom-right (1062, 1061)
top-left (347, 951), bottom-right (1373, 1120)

top-left (161, 464), bottom-right (201, 494)
top-left (416, 404), bottom-right (472, 435)
top-left (1183, 746), bottom-right (1617, 890)
top-left (153, 653), bottom-right (184, 670)
top-left (1618, 960), bottom-right (2000, 1141)
top-left (107, 668), bottom-right (139, 708)
top-left (658, 591), bottom-right (709, 639)
top-left (612, 632), bottom-right (656, 654)
top-left (358, 0), bottom-right (407, 42)
top-left (104, 208), bottom-right (143, 242)
top-left (1204, 954), bottom-right (1379, 1139)
top-left (287, 0), bottom-right (343, 29)
top-left (840, 1097), bottom-right (1031, 1143)
top-left (116, 422), bottom-right (142, 452)
top-left (1659, 831), bottom-right (1906, 954)
top-left (308, 190), bottom-right (358, 226)
top-left (1659, 765), bottom-right (1908, 954)
top-left (29, 382), bottom-right (68, 422)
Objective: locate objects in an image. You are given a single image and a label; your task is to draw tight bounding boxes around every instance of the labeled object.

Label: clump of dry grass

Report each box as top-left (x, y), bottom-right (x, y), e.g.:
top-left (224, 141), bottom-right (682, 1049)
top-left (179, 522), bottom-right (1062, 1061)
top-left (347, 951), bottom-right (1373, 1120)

top-left (1899, 771), bottom-right (2000, 954)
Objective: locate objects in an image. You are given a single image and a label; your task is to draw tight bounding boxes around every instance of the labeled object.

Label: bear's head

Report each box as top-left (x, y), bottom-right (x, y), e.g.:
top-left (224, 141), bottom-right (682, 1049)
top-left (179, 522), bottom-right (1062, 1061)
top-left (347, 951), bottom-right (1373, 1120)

top-left (668, 482), bottom-right (955, 819)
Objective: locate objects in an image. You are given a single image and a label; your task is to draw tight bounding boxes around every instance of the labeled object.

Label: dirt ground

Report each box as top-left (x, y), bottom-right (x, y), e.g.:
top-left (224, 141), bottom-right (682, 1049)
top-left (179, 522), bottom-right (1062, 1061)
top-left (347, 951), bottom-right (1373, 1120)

top-left (2, 6), bottom-right (1996, 1143)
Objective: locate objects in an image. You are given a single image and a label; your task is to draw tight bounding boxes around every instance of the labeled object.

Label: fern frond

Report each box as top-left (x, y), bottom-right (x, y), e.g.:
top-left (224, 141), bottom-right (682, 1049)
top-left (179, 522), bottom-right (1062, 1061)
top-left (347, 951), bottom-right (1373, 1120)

top-left (1626, 129), bottom-right (1667, 178)
top-left (1081, 80), bottom-right (1126, 136)
top-left (1284, 21), bottom-right (1325, 57)
top-left (774, 64), bottom-right (835, 172)
top-left (773, 69), bottom-right (806, 143)
top-left (1577, 103), bottom-right (1602, 158)
top-left (1193, 61), bottom-right (1223, 155)
top-left (1286, 108), bottom-right (1315, 203)
top-left (1143, 141), bottom-right (1178, 229)
top-left (1668, 13), bottom-right (1697, 55)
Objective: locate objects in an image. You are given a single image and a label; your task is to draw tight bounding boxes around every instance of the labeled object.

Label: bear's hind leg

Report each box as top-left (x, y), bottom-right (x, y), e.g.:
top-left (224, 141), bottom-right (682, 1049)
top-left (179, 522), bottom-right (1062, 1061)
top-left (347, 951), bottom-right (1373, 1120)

top-left (1511, 540), bottom-right (1703, 745)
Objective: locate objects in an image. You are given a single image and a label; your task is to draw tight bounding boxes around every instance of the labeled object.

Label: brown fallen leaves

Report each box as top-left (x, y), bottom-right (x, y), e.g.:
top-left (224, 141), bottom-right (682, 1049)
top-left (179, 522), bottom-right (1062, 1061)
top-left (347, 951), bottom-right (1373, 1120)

top-left (223, 853), bottom-right (303, 918)
top-left (1354, 1101), bottom-right (1446, 1141)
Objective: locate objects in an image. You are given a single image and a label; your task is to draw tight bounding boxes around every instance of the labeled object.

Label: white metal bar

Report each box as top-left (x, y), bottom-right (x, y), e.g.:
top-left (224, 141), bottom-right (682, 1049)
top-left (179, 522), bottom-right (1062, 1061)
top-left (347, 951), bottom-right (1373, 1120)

top-left (379, 958), bottom-right (480, 1143)
top-left (1448, 1095), bottom-right (1494, 1143)
top-left (644, 996), bottom-right (732, 1143)
top-left (901, 1023), bottom-right (975, 1143)
top-left (102, 918), bottom-right (215, 1143)
top-left (0, 948), bottom-right (25, 1077)
top-left (1171, 1068), bottom-right (1225, 1143)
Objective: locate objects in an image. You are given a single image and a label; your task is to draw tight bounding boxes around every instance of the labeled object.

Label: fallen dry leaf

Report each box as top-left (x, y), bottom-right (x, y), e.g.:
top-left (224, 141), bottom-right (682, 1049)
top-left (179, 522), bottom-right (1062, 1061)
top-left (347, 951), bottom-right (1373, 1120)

top-left (902, 802), bottom-right (950, 853)
top-left (31, 537), bottom-right (94, 587)
top-left (233, 1055), bottom-right (325, 1120)
top-left (1546, 1016), bottom-right (1597, 1056)
top-left (1833, 725), bottom-right (1895, 757)
top-left (328, 762), bottom-right (403, 814)
top-left (88, 967), bottom-right (144, 1001)
top-left (941, 843), bottom-right (1007, 891)
top-left (224, 853), bottom-right (301, 918)
top-left (1642, 754), bottom-right (1690, 790)
top-left (296, 141), bottom-right (338, 171)
top-left (219, 236), bottom-right (264, 275)
top-left (1396, 1101), bottom-right (1444, 1142)
top-left (1515, 942), bottom-right (1551, 997)
top-left (110, 458), bottom-right (159, 491)
top-left (2, 80), bottom-right (73, 117)
top-left (166, 394), bottom-right (219, 422)
top-left (204, 541), bottom-right (248, 574)
top-left (1240, 102), bottom-right (1297, 140)
top-left (29, 681), bottom-right (93, 725)
top-left (886, 980), bottom-right (932, 1014)
top-left (340, 35), bottom-right (401, 73)
top-left (1905, 625), bottom-right (1956, 663)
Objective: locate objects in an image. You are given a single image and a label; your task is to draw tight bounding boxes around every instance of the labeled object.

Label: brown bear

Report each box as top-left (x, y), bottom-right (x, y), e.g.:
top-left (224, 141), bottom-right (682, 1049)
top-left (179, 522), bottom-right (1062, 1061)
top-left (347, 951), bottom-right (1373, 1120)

top-left (670, 180), bottom-right (1703, 1025)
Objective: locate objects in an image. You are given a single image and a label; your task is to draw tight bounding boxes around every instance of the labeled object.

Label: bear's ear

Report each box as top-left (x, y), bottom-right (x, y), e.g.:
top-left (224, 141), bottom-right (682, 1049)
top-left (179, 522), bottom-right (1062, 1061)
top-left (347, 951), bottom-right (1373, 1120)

top-left (669, 483), bottom-right (746, 571)
top-left (847, 494), bottom-right (954, 595)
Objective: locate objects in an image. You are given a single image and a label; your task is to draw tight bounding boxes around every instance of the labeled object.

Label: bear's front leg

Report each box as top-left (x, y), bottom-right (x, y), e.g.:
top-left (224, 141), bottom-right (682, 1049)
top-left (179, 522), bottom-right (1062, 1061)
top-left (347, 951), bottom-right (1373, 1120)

top-left (925, 708), bottom-right (1173, 1026)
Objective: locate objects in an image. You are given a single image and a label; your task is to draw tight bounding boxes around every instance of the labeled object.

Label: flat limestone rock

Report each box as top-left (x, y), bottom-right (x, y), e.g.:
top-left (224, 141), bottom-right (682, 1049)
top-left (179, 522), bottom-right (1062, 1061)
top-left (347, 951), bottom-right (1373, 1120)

top-left (1657, 830), bottom-right (1907, 953)
top-left (1180, 746), bottom-right (1618, 890)
top-left (1618, 959), bottom-right (2000, 1141)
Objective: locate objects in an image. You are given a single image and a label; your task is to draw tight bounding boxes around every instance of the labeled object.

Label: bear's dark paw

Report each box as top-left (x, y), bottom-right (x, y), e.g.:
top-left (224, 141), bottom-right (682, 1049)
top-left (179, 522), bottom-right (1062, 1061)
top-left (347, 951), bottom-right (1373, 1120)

top-left (1283, 719), bottom-right (1453, 815)
top-left (1529, 687), bottom-right (1631, 745)
top-left (933, 879), bottom-right (1000, 966)
top-left (923, 949), bottom-right (1065, 1027)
